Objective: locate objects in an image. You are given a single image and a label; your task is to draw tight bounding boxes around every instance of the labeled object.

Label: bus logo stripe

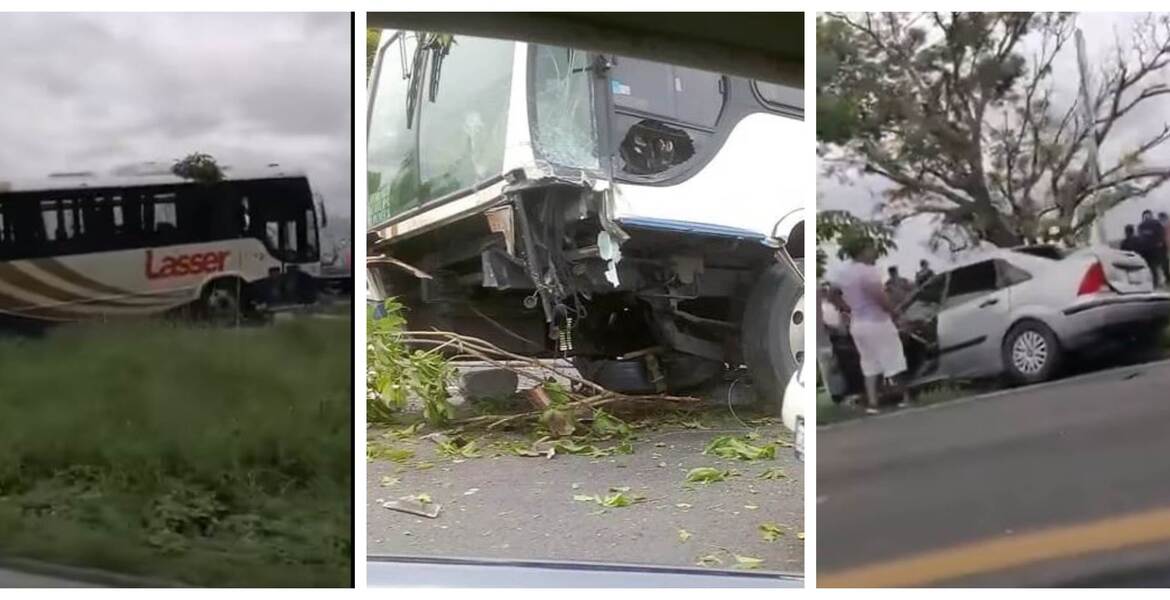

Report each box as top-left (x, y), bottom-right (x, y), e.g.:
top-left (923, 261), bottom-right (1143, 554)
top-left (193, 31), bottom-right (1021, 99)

top-left (0, 263), bottom-right (181, 313)
top-left (33, 258), bottom-right (143, 300)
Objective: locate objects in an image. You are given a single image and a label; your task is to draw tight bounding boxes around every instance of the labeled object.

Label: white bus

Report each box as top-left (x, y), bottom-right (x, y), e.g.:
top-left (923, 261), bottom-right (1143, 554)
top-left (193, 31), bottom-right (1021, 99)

top-left (367, 31), bottom-right (804, 411)
top-left (0, 168), bottom-right (321, 328)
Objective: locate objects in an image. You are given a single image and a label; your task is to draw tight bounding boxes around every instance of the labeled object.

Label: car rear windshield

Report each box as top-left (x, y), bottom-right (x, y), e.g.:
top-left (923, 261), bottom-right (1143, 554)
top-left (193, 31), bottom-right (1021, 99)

top-left (1012, 245), bottom-right (1068, 260)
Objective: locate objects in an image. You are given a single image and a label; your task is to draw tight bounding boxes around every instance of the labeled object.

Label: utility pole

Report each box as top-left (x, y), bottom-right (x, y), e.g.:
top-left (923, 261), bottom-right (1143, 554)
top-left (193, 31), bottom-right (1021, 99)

top-left (1075, 28), bottom-right (1107, 245)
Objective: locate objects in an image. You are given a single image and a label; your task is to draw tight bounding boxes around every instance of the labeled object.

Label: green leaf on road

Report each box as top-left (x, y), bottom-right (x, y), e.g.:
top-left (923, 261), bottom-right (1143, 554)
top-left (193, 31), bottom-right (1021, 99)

top-left (733, 555), bottom-right (764, 570)
top-left (760, 522), bottom-right (784, 542)
top-left (704, 435), bottom-right (776, 461)
top-left (437, 438), bottom-right (482, 459)
top-left (388, 422), bottom-right (424, 439)
top-left (379, 476), bottom-right (400, 487)
top-left (678, 529), bottom-right (692, 542)
top-left (696, 553), bottom-right (723, 567)
top-left (758, 467), bottom-right (786, 479)
top-left (591, 408), bottom-right (631, 438)
top-left (572, 491), bottom-right (645, 508)
top-left (367, 445), bottom-right (415, 463)
top-left (685, 467), bottom-right (729, 484)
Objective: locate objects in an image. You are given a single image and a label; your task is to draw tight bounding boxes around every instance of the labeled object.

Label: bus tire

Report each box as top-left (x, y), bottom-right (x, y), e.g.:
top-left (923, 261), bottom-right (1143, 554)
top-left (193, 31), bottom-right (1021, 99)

top-left (741, 261), bottom-right (803, 415)
top-left (572, 353), bottom-right (722, 394)
top-left (201, 278), bottom-right (245, 326)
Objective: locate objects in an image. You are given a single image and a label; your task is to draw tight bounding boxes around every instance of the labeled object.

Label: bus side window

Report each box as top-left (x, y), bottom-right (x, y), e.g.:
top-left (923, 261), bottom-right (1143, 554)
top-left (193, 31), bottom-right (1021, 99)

top-left (41, 200), bottom-right (61, 243)
top-left (151, 193), bottom-right (178, 244)
top-left (266, 221), bottom-right (279, 251)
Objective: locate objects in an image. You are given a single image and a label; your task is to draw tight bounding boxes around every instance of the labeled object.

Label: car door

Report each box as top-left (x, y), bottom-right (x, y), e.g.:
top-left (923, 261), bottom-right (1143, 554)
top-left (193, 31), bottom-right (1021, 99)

top-left (937, 260), bottom-right (1011, 378)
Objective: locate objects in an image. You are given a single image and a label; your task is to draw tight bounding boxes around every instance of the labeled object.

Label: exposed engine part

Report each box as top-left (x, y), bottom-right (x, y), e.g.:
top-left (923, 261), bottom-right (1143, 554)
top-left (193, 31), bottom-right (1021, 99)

top-left (558, 316), bottom-right (575, 352)
top-left (484, 205), bottom-right (516, 255)
top-left (597, 230), bottom-right (623, 287)
top-left (644, 353), bottom-right (667, 393)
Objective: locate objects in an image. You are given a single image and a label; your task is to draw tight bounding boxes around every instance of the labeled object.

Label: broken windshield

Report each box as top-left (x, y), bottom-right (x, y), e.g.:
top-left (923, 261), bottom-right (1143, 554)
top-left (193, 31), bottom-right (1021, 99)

top-left (530, 45), bottom-right (600, 170)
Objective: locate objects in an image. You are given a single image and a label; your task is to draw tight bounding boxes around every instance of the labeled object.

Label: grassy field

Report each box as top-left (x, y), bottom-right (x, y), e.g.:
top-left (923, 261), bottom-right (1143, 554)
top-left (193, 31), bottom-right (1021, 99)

top-left (0, 318), bottom-right (352, 587)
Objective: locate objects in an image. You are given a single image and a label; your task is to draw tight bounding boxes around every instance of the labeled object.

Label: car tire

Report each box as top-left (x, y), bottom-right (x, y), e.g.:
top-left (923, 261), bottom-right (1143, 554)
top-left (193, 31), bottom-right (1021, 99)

top-left (741, 260), bottom-right (804, 415)
top-left (1002, 320), bottom-right (1062, 384)
top-left (572, 353), bottom-right (723, 394)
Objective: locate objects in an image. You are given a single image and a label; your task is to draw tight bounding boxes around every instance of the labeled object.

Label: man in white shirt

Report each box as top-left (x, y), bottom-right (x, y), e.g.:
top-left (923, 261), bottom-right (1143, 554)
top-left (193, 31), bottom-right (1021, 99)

top-left (828, 240), bottom-right (911, 414)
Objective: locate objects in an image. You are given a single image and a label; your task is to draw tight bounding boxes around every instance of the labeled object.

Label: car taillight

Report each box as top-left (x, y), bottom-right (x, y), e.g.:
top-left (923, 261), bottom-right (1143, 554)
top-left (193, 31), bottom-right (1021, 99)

top-left (1077, 261), bottom-right (1108, 296)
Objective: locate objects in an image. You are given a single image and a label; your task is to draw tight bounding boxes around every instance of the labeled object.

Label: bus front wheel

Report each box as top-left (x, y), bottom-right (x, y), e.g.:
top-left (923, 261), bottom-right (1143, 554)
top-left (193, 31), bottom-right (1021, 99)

top-left (741, 261), bottom-right (803, 415)
top-left (201, 278), bottom-right (245, 326)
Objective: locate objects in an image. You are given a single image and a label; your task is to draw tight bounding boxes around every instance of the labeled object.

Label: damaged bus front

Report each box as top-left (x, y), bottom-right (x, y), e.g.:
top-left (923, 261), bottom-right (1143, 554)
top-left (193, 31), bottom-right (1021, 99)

top-left (366, 31), bottom-right (804, 412)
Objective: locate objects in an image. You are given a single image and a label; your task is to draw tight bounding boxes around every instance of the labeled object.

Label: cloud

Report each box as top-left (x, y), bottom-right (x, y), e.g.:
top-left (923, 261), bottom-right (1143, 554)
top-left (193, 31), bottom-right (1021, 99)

top-left (0, 13), bottom-right (352, 217)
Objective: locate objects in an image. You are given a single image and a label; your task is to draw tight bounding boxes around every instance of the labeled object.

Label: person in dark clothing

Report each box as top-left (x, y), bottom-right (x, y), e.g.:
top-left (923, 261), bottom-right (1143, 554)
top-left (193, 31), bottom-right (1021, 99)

top-left (1160, 212), bottom-right (1170, 284)
top-left (1120, 224), bottom-right (1142, 254)
top-left (914, 259), bottom-right (935, 286)
top-left (1137, 210), bottom-right (1168, 287)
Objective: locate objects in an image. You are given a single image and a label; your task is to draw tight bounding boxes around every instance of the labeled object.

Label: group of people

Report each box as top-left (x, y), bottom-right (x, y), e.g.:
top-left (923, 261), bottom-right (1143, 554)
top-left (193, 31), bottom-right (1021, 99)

top-left (824, 241), bottom-right (920, 414)
top-left (1119, 210), bottom-right (1170, 288)
top-left (882, 259), bottom-right (934, 307)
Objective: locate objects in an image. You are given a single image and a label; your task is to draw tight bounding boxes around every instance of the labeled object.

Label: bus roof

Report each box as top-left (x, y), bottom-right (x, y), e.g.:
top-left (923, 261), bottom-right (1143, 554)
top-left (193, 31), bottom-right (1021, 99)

top-left (0, 164), bottom-right (308, 195)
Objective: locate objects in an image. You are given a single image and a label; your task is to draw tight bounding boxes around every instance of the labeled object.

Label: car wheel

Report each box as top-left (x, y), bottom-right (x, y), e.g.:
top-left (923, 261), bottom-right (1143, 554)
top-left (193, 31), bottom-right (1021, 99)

top-left (1002, 320), bottom-right (1062, 384)
top-left (741, 261), bottom-right (804, 415)
top-left (572, 353), bottom-right (723, 394)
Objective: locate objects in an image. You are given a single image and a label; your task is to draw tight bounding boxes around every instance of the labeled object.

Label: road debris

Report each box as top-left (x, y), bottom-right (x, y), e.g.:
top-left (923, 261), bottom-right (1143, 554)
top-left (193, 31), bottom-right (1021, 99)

top-left (384, 494), bottom-right (442, 518)
top-left (758, 467), bottom-right (786, 479)
top-left (703, 435), bottom-right (776, 461)
top-left (685, 467), bottom-right (729, 484)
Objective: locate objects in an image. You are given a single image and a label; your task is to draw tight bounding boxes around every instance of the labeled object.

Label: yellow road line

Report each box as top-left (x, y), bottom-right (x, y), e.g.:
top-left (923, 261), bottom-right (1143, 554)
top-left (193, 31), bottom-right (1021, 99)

top-left (820, 505), bottom-right (1170, 587)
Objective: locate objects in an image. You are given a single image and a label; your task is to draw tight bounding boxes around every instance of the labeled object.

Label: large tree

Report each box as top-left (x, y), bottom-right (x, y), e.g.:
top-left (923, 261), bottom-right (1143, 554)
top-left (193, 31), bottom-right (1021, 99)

top-left (818, 12), bottom-right (1170, 248)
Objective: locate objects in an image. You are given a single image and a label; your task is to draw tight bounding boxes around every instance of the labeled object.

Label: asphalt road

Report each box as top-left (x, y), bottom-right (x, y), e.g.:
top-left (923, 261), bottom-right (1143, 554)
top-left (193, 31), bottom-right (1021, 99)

top-left (818, 359), bottom-right (1170, 587)
top-left (0, 567), bottom-right (94, 588)
top-left (368, 376), bottom-right (803, 576)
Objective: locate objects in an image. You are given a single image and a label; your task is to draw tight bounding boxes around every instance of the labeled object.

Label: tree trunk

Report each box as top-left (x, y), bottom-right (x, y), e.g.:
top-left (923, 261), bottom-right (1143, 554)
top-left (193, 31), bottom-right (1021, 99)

top-left (980, 219), bottom-right (1023, 248)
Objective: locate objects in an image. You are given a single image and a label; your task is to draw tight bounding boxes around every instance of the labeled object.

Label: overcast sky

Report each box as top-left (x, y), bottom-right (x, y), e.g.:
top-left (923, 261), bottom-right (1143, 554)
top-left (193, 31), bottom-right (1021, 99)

top-left (0, 13), bottom-right (351, 217)
top-left (820, 13), bottom-right (1170, 278)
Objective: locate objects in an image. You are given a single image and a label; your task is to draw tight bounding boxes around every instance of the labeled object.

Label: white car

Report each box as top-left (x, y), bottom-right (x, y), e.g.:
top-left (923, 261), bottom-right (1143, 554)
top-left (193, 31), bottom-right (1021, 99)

top-left (782, 360), bottom-right (807, 462)
top-left (823, 245), bottom-right (1170, 399)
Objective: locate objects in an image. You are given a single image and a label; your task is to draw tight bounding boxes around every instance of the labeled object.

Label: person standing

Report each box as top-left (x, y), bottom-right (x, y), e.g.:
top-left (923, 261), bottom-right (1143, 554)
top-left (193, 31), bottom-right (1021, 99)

top-left (1120, 224), bottom-right (1142, 255)
top-left (1160, 212), bottom-right (1170, 285)
top-left (885, 266), bottom-right (914, 306)
top-left (915, 259), bottom-right (935, 286)
top-left (1138, 210), bottom-right (1168, 287)
top-left (828, 240), bottom-right (911, 414)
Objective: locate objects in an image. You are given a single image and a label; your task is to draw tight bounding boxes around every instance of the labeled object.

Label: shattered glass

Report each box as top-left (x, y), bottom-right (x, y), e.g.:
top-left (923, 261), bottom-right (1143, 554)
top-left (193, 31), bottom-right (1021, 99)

top-left (532, 46), bottom-right (600, 170)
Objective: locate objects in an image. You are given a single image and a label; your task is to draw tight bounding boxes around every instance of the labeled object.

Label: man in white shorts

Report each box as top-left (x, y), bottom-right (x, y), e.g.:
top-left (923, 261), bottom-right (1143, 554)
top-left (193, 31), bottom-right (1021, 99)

top-left (829, 239), bottom-right (911, 414)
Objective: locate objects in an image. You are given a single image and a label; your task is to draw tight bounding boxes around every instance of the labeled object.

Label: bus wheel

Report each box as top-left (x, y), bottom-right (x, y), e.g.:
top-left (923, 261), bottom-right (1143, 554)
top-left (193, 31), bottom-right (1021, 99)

top-left (741, 261), bottom-right (803, 415)
top-left (201, 279), bottom-right (244, 325)
top-left (572, 353), bottom-right (722, 394)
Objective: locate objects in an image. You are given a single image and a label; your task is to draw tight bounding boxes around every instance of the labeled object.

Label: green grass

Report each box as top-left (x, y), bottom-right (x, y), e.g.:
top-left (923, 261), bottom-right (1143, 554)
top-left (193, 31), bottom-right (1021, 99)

top-left (0, 318), bottom-right (352, 587)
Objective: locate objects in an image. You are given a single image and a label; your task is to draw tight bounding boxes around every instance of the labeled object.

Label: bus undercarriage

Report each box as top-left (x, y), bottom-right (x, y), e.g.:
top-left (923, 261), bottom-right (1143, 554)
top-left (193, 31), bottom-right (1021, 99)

top-left (369, 176), bottom-right (803, 409)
